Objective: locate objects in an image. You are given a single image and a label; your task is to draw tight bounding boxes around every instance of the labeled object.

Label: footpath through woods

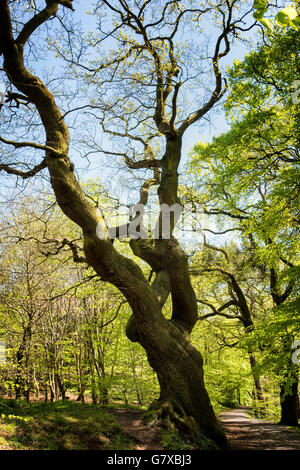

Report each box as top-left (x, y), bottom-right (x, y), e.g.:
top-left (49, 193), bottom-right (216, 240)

top-left (220, 407), bottom-right (300, 450)
top-left (110, 406), bottom-right (300, 450)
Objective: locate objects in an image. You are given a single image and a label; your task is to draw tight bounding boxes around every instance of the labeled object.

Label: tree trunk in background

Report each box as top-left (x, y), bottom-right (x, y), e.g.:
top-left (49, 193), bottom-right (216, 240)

top-left (279, 361), bottom-right (299, 426)
top-left (15, 326), bottom-right (31, 400)
top-left (270, 269), bottom-right (298, 426)
top-left (280, 381), bottom-right (299, 426)
top-left (249, 354), bottom-right (265, 416)
top-left (50, 385), bottom-right (55, 402)
top-left (56, 373), bottom-right (66, 401)
top-left (89, 363), bottom-right (98, 405)
top-left (15, 350), bottom-right (23, 400)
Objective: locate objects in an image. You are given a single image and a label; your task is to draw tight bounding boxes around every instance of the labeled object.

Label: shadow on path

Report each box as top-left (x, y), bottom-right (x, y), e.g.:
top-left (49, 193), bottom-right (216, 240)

top-left (220, 407), bottom-right (300, 450)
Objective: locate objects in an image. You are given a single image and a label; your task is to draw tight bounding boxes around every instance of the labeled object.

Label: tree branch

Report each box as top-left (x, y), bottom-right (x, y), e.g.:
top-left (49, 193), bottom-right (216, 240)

top-left (16, 2), bottom-right (60, 48)
top-left (197, 299), bottom-right (242, 321)
top-left (203, 236), bottom-right (230, 262)
top-left (0, 158), bottom-right (46, 179)
top-left (0, 135), bottom-right (67, 157)
top-left (179, 3), bottom-right (233, 133)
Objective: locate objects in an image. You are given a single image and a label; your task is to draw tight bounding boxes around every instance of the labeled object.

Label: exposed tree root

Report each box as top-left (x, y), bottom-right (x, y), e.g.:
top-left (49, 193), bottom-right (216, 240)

top-left (144, 399), bottom-right (220, 450)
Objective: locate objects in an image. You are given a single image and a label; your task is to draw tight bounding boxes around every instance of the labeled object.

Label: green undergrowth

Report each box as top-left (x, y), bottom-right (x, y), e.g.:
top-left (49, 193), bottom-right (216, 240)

top-left (159, 428), bottom-right (193, 450)
top-left (289, 426), bottom-right (300, 434)
top-left (0, 398), bottom-right (131, 450)
top-left (160, 427), bottom-right (216, 450)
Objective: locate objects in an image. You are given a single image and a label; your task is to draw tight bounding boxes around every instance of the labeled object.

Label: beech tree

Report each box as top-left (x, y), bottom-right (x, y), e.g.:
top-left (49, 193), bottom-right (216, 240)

top-left (193, 243), bottom-right (268, 411)
top-left (187, 27), bottom-right (299, 425)
top-left (0, 0), bottom-right (257, 447)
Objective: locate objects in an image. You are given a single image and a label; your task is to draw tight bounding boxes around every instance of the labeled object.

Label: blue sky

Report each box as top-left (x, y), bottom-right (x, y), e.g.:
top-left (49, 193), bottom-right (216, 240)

top-left (0, 0), bottom-right (256, 205)
top-left (65, 1), bottom-right (256, 178)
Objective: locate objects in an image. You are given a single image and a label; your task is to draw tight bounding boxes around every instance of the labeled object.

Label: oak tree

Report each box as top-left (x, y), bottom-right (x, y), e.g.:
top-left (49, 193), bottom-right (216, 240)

top-left (0, 0), bottom-right (257, 447)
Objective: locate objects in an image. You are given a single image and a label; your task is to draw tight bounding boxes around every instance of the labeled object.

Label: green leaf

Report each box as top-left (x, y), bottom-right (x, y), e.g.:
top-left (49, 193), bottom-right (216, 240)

top-left (253, 0), bottom-right (267, 8)
top-left (291, 16), bottom-right (300, 28)
top-left (276, 7), bottom-right (298, 28)
top-left (276, 12), bottom-right (290, 27)
top-left (253, 8), bottom-right (268, 20)
top-left (259, 18), bottom-right (273, 30)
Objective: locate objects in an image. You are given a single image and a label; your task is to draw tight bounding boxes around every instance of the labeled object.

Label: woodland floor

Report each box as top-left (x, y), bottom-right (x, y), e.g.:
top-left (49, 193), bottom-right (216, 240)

top-left (1, 400), bottom-right (300, 450)
top-left (109, 408), bottom-right (163, 450)
top-left (110, 406), bottom-right (300, 451)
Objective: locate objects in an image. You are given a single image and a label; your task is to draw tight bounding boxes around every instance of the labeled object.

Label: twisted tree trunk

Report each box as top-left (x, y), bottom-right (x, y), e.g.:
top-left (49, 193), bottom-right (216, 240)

top-left (0, 0), bottom-right (227, 448)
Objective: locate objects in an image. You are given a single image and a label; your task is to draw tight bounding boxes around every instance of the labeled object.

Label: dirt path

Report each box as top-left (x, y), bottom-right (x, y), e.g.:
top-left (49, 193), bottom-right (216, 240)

top-left (110, 406), bottom-right (300, 451)
top-left (220, 407), bottom-right (300, 450)
top-left (109, 409), bottom-right (163, 450)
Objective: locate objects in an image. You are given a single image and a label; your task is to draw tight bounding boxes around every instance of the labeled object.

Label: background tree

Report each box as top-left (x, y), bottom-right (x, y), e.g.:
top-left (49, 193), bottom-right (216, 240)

top-left (192, 241), bottom-right (269, 413)
top-left (0, 194), bottom-right (159, 406)
top-left (186, 27), bottom-right (299, 425)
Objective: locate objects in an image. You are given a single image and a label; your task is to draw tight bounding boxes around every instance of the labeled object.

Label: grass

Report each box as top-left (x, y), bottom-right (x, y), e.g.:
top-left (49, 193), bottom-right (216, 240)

top-left (102, 401), bottom-right (147, 411)
top-left (0, 398), bottom-right (132, 450)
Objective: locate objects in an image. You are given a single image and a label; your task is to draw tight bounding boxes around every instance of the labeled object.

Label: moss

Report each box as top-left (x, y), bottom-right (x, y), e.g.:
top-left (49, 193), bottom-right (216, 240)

top-left (0, 398), bottom-right (131, 450)
top-left (160, 428), bottom-right (195, 450)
